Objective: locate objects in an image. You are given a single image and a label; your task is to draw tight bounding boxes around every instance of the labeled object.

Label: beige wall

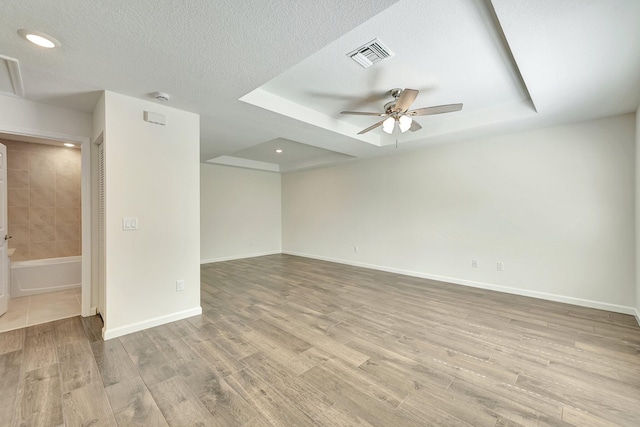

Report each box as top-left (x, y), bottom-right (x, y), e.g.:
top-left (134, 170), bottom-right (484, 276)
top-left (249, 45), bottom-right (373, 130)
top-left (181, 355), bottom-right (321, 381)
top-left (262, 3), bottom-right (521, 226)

top-left (200, 163), bottom-right (281, 263)
top-left (283, 114), bottom-right (636, 312)
top-left (3, 139), bottom-right (81, 261)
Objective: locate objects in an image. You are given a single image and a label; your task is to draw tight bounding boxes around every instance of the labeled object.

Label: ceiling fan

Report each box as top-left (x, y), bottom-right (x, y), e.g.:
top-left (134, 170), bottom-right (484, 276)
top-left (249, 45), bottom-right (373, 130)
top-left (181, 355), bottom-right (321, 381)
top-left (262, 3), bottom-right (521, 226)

top-left (341, 88), bottom-right (463, 135)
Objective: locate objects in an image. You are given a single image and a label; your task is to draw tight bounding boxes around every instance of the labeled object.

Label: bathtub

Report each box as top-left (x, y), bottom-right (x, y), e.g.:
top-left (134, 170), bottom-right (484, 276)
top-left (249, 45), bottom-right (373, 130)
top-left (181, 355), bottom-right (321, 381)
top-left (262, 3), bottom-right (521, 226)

top-left (10, 256), bottom-right (82, 298)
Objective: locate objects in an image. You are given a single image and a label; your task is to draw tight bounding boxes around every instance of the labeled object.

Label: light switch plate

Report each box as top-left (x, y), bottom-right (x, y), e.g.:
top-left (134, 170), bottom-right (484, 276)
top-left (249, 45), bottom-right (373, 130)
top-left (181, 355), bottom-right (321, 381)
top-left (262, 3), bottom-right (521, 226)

top-left (123, 218), bottom-right (139, 230)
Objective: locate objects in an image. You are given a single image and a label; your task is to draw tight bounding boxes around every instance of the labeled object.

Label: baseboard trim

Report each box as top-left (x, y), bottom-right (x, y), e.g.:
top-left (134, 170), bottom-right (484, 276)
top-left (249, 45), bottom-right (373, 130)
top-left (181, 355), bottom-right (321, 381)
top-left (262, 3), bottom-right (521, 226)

top-left (201, 251), bottom-right (281, 264)
top-left (283, 251), bottom-right (637, 316)
top-left (634, 308), bottom-right (640, 327)
top-left (102, 306), bottom-right (202, 340)
top-left (11, 283), bottom-right (81, 299)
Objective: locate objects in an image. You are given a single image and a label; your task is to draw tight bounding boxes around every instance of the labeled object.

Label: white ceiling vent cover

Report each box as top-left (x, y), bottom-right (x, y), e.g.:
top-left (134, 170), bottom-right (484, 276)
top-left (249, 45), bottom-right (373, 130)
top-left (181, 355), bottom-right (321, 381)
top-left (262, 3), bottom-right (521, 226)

top-left (0, 54), bottom-right (25, 98)
top-left (347, 39), bottom-right (394, 69)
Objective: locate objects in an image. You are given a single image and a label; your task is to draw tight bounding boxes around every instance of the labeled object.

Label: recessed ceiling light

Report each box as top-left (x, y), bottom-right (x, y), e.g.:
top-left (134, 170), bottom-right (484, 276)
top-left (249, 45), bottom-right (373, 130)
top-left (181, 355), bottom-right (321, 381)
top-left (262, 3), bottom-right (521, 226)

top-left (64, 143), bottom-right (75, 147)
top-left (17, 29), bottom-right (60, 48)
top-left (275, 149), bottom-right (283, 153)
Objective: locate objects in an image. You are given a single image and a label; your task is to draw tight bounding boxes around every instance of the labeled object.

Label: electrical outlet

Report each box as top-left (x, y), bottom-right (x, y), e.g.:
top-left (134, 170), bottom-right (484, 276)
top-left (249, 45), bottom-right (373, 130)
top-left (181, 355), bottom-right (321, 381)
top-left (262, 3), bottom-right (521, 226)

top-left (472, 260), bottom-right (478, 268)
top-left (497, 262), bottom-right (504, 272)
top-left (176, 279), bottom-right (185, 291)
top-left (354, 246), bottom-right (359, 253)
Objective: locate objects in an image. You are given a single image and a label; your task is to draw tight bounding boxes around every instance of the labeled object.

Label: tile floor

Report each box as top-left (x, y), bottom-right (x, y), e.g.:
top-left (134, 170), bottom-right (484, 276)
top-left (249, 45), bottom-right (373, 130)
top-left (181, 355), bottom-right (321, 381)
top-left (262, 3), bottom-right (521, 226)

top-left (0, 287), bottom-right (81, 333)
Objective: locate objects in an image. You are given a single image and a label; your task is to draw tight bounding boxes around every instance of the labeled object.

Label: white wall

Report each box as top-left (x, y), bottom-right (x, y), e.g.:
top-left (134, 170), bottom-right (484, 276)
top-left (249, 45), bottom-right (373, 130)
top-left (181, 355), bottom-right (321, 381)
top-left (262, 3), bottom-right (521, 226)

top-left (283, 114), bottom-right (636, 313)
top-left (636, 107), bottom-right (640, 323)
top-left (200, 163), bottom-right (281, 263)
top-left (0, 96), bottom-right (92, 140)
top-left (102, 91), bottom-right (201, 339)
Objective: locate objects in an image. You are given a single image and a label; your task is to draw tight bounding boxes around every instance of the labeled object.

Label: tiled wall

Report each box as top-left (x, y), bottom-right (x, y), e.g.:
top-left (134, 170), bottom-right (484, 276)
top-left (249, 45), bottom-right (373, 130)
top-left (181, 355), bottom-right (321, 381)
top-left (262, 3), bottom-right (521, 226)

top-left (3, 139), bottom-right (81, 261)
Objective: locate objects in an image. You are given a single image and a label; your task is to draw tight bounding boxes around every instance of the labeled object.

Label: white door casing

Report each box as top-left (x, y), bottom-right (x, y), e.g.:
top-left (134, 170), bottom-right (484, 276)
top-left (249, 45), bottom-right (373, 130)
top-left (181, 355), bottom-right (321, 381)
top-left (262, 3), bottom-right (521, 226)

top-left (97, 140), bottom-right (105, 319)
top-left (0, 143), bottom-right (9, 317)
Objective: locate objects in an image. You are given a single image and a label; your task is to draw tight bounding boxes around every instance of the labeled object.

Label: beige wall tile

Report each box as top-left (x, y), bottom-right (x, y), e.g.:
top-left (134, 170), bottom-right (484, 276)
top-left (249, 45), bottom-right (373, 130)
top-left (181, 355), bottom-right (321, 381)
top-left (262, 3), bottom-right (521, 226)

top-left (28, 143), bottom-right (59, 155)
top-left (6, 141), bottom-right (83, 261)
top-left (56, 240), bottom-right (80, 257)
top-left (56, 208), bottom-right (81, 223)
top-left (30, 224), bottom-right (55, 243)
top-left (7, 151), bottom-right (28, 170)
top-left (30, 171), bottom-right (56, 189)
top-left (31, 207), bottom-right (55, 225)
top-left (56, 190), bottom-right (80, 208)
top-left (8, 170), bottom-right (29, 188)
top-left (8, 225), bottom-right (29, 245)
top-left (56, 224), bottom-right (80, 241)
top-left (8, 188), bottom-right (29, 207)
top-left (1, 139), bottom-right (30, 152)
top-left (29, 153), bottom-right (56, 172)
top-left (31, 189), bottom-right (55, 207)
top-left (8, 207), bottom-right (29, 225)
top-left (56, 172), bottom-right (80, 191)
top-left (56, 151), bottom-right (81, 175)
top-left (9, 244), bottom-right (29, 261)
top-left (30, 241), bottom-right (56, 260)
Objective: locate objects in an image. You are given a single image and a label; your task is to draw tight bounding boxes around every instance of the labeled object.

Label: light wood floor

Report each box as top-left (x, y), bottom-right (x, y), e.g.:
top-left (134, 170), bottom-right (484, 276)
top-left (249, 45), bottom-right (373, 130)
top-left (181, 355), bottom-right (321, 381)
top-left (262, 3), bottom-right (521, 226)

top-left (1, 254), bottom-right (639, 426)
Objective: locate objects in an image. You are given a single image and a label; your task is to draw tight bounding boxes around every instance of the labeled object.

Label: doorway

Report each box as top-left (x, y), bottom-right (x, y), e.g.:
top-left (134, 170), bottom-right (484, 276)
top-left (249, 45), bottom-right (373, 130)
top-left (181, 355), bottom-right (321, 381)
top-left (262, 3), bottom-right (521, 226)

top-left (0, 128), bottom-right (91, 332)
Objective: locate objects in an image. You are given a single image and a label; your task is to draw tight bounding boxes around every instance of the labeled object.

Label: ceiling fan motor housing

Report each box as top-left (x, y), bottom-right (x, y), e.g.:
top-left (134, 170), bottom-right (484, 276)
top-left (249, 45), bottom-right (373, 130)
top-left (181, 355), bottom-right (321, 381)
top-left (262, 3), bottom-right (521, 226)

top-left (384, 101), bottom-right (398, 114)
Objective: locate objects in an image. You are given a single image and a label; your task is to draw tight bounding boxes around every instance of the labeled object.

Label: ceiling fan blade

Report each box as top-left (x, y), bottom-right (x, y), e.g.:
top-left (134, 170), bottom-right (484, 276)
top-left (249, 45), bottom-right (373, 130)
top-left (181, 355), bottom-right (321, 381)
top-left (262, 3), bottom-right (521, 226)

top-left (409, 120), bottom-right (422, 132)
top-left (394, 89), bottom-right (419, 112)
top-left (357, 119), bottom-right (385, 134)
top-left (407, 103), bottom-right (463, 116)
top-left (341, 111), bottom-right (387, 116)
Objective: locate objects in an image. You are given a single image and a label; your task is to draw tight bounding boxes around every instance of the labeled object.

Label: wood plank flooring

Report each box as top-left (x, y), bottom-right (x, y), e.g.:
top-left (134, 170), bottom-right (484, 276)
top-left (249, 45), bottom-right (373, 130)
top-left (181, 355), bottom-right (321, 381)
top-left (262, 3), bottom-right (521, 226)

top-left (1, 254), bottom-right (639, 426)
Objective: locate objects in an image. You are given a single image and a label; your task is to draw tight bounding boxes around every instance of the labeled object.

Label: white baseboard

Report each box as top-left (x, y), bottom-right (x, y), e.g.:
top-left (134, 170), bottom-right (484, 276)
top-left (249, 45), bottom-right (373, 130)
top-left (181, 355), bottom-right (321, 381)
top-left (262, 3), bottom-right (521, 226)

top-left (634, 308), bottom-right (640, 327)
top-left (201, 250), bottom-right (281, 264)
top-left (283, 251), bottom-right (637, 316)
top-left (102, 306), bottom-right (202, 340)
top-left (11, 283), bottom-right (81, 298)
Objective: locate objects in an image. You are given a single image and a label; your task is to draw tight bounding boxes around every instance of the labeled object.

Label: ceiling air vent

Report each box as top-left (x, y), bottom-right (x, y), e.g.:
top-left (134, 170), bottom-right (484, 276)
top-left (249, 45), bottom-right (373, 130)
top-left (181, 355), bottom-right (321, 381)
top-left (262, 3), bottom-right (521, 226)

top-left (347, 39), bottom-right (394, 69)
top-left (0, 54), bottom-right (25, 98)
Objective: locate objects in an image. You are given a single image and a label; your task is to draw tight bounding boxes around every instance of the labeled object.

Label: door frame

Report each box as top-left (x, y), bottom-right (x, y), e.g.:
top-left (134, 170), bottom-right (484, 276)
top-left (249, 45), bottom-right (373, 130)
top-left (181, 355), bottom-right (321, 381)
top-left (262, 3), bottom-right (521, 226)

top-left (0, 124), bottom-right (92, 316)
top-left (0, 143), bottom-right (8, 317)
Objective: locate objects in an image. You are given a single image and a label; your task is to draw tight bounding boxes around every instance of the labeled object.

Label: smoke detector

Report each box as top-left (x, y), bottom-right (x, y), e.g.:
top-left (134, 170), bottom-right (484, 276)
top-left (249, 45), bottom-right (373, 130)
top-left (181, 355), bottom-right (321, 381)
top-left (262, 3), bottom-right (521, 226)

top-left (347, 38), bottom-right (394, 69)
top-left (152, 91), bottom-right (170, 102)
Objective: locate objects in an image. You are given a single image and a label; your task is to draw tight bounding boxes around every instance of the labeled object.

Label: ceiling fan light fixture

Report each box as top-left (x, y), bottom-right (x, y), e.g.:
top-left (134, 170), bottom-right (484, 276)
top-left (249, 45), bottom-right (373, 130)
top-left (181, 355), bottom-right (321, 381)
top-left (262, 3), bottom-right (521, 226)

top-left (341, 87), bottom-right (462, 135)
top-left (398, 115), bottom-right (412, 133)
top-left (382, 117), bottom-right (395, 134)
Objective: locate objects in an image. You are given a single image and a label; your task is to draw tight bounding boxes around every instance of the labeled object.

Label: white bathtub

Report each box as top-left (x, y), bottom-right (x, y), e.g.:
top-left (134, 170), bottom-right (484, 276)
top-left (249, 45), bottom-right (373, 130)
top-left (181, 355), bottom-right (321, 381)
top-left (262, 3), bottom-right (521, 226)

top-left (10, 256), bottom-right (81, 298)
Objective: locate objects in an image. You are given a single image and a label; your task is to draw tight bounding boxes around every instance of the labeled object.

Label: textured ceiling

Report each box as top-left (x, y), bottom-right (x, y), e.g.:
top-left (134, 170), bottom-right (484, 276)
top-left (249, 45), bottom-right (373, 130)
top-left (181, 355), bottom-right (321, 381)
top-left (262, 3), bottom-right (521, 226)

top-left (0, 0), bottom-right (639, 172)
